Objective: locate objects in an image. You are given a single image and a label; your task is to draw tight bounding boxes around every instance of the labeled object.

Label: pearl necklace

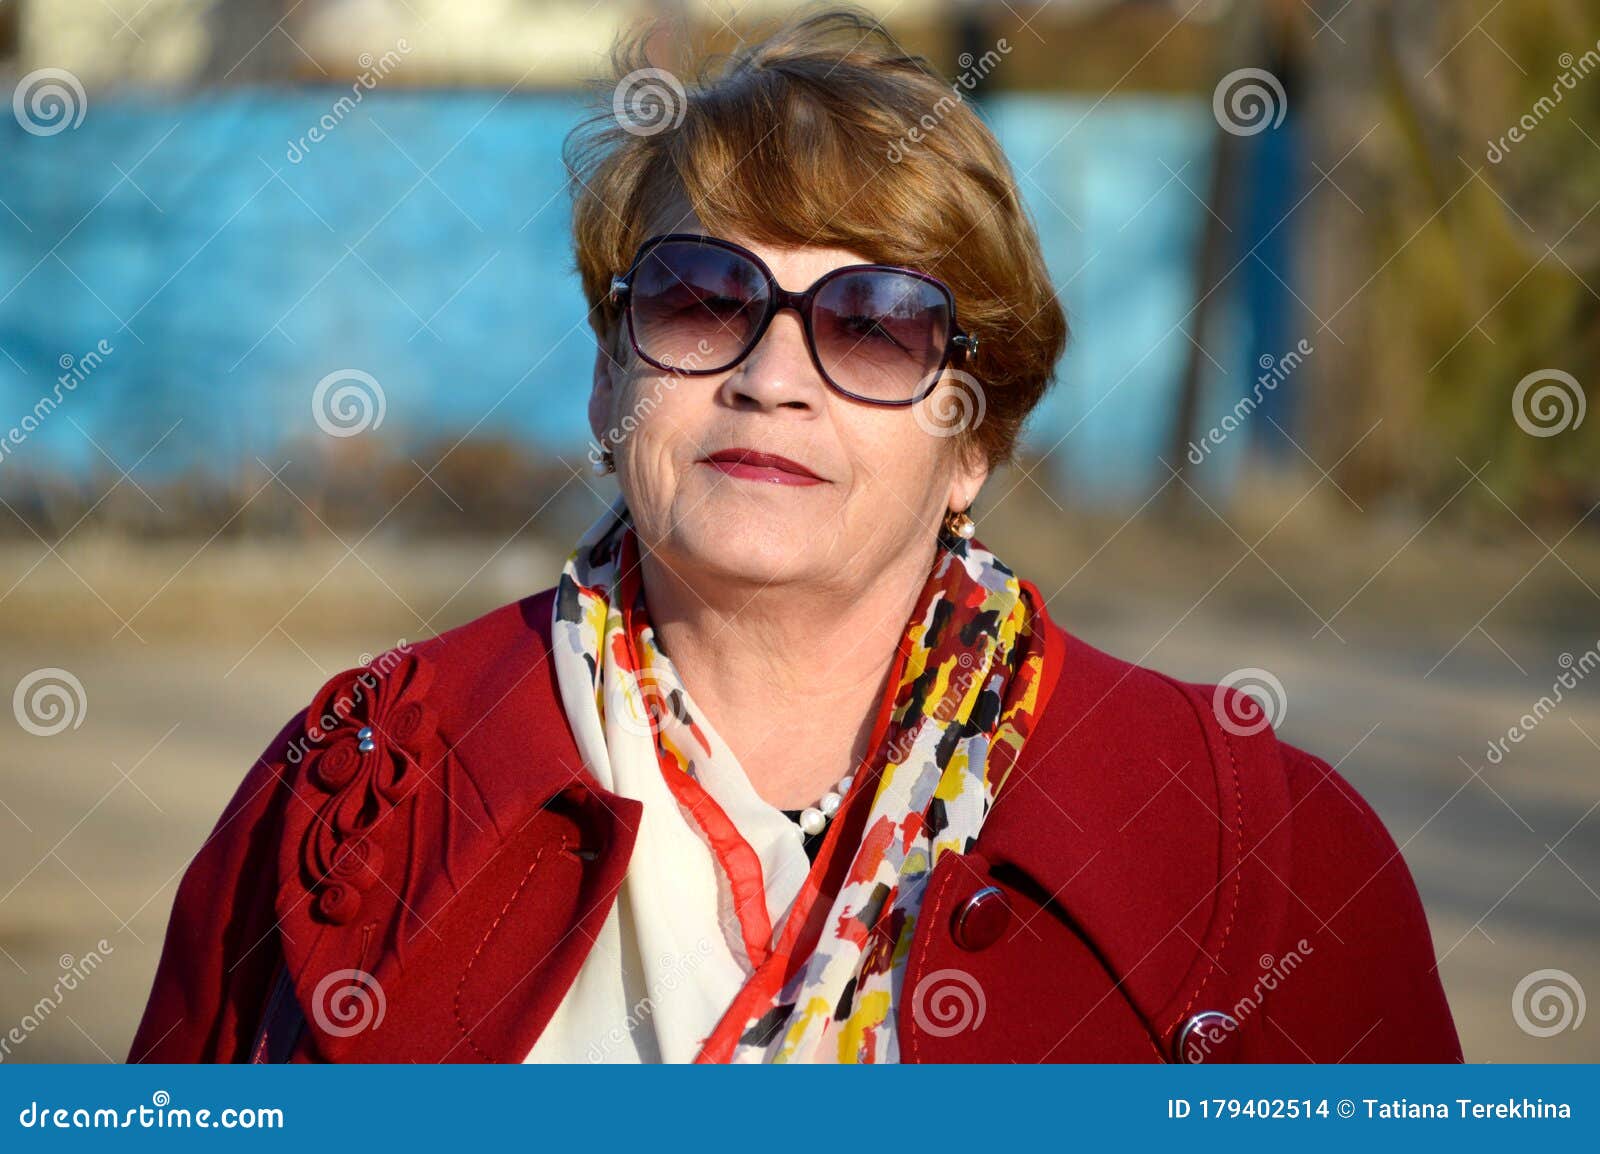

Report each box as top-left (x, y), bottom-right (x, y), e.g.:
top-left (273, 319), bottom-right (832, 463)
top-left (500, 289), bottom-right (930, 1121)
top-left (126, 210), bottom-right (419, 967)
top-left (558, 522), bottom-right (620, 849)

top-left (791, 772), bottom-right (854, 836)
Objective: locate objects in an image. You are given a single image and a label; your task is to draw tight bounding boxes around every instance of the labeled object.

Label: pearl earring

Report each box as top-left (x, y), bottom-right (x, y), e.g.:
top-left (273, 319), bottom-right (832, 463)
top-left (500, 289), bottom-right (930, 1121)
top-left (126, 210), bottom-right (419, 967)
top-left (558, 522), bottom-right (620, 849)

top-left (591, 447), bottom-right (615, 476)
top-left (942, 508), bottom-right (976, 540)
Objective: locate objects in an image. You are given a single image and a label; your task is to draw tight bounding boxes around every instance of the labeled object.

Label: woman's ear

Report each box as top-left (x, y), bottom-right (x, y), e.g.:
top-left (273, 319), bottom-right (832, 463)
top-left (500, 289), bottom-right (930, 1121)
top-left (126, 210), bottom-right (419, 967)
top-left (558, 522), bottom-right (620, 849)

top-left (947, 442), bottom-right (989, 515)
top-left (588, 331), bottom-right (622, 447)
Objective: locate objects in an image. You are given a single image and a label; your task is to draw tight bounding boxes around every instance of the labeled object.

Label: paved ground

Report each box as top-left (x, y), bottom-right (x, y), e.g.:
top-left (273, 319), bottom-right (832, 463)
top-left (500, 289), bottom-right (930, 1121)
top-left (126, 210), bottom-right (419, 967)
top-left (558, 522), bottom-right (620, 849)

top-left (1, 523), bottom-right (1595, 1063)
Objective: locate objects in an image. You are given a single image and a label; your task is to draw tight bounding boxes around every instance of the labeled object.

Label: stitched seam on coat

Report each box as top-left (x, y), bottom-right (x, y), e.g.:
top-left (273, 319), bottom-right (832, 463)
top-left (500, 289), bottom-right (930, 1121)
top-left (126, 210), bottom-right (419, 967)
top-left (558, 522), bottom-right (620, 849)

top-left (453, 840), bottom-right (557, 1060)
top-left (906, 860), bottom-right (958, 1063)
top-left (1166, 688), bottom-right (1245, 1037)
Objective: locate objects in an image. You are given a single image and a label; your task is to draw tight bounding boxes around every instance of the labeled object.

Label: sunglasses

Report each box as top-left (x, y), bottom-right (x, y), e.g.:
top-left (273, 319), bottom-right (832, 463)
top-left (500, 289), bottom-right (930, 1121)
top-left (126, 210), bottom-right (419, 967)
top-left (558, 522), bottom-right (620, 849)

top-left (607, 233), bottom-right (978, 406)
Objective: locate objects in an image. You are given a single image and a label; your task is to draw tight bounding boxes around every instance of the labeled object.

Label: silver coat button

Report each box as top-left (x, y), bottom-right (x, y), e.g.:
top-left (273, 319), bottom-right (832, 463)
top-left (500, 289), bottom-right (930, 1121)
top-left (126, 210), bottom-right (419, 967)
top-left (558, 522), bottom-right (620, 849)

top-left (1174, 1010), bottom-right (1239, 1063)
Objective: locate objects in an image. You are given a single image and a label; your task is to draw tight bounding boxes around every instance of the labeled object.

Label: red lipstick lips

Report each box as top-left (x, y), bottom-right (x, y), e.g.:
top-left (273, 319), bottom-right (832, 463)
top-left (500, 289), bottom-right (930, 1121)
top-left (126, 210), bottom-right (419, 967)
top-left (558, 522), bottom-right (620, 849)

top-left (701, 448), bottom-right (825, 486)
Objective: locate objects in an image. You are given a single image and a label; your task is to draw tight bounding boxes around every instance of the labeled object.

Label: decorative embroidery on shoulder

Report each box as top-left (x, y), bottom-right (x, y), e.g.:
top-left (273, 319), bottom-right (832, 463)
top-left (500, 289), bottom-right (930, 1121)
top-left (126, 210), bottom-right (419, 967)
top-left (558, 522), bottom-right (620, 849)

top-left (291, 651), bottom-right (438, 925)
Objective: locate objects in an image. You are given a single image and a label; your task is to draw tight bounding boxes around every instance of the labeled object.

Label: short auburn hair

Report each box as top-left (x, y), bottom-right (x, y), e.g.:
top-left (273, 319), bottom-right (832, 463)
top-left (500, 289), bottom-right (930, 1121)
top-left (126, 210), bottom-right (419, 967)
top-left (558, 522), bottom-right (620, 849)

top-left (565, 6), bottom-right (1067, 472)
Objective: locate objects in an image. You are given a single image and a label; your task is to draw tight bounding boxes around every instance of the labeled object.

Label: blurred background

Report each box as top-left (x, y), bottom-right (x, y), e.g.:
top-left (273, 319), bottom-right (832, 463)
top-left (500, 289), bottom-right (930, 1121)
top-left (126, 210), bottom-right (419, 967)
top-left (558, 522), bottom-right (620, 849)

top-left (0, 0), bottom-right (1596, 1063)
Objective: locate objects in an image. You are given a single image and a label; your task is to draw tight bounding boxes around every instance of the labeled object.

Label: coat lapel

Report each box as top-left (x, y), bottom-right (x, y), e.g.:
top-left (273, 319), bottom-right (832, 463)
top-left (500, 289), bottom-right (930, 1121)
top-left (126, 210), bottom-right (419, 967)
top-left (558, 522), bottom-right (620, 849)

top-left (906, 626), bottom-right (1294, 1060)
top-left (271, 592), bottom-right (644, 1063)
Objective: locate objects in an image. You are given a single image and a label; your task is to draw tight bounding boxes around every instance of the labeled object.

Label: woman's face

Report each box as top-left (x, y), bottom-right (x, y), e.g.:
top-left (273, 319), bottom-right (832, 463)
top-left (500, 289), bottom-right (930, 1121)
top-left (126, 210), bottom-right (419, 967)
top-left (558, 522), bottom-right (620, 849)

top-left (587, 215), bottom-right (989, 597)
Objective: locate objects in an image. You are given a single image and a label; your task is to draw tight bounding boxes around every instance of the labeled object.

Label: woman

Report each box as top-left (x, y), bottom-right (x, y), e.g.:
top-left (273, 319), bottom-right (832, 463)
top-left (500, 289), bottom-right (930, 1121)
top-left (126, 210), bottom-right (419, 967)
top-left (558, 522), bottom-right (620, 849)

top-left (129, 10), bottom-right (1461, 1064)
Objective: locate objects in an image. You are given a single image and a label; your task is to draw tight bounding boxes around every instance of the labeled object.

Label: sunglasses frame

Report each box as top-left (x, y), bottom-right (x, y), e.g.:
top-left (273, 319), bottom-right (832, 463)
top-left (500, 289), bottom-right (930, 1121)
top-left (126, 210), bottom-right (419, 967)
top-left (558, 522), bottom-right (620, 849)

top-left (607, 232), bottom-right (979, 407)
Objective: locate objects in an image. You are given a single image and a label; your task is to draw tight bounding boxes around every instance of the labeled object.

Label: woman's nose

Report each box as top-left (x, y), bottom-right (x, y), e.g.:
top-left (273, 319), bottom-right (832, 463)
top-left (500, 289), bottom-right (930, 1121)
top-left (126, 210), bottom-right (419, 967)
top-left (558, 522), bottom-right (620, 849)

top-left (717, 309), bottom-right (824, 411)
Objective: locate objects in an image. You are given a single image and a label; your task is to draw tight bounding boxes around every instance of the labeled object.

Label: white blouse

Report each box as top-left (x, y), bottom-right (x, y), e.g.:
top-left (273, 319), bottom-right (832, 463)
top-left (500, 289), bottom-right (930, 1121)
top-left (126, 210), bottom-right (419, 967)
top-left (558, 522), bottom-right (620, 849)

top-left (524, 639), bottom-right (812, 1063)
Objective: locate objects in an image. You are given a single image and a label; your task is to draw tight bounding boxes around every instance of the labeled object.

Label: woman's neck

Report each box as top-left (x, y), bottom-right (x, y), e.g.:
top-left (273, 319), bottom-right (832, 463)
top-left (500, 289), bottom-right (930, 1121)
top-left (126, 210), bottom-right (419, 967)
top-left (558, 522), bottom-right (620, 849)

top-left (637, 540), bottom-right (935, 810)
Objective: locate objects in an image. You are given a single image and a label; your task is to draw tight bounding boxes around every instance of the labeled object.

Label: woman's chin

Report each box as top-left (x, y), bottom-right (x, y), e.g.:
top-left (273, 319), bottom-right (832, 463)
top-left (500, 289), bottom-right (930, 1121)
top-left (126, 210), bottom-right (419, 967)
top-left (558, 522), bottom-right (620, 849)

top-left (657, 511), bottom-right (828, 589)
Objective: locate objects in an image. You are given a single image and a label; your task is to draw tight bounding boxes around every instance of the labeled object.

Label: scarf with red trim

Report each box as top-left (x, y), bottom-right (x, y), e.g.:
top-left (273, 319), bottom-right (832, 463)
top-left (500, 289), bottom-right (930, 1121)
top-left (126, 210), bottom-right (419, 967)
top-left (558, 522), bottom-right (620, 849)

top-left (541, 496), bottom-right (1050, 1063)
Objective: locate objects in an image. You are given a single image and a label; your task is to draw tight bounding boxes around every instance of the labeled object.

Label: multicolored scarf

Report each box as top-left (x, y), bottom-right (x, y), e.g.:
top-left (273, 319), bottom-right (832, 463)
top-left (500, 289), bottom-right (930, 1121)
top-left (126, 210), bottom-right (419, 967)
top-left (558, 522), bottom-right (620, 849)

top-left (541, 495), bottom-right (1050, 1063)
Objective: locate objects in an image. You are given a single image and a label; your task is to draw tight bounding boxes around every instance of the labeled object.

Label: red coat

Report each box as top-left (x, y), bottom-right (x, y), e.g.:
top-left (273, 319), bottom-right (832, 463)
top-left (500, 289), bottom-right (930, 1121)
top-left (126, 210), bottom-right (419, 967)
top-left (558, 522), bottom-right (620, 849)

top-left (127, 583), bottom-right (1462, 1063)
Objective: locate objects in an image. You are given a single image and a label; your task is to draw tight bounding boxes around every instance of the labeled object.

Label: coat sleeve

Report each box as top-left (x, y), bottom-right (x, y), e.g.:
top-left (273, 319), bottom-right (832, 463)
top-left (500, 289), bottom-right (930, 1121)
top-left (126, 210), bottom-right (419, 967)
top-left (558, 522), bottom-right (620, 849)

top-left (126, 713), bottom-right (304, 1063)
top-left (1247, 742), bottom-right (1463, 1062)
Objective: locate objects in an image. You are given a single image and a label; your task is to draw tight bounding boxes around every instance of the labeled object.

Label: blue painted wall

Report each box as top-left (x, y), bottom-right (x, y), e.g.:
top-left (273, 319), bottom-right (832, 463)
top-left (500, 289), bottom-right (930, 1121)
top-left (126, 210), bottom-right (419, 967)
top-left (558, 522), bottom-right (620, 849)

top-left (0, 89), bottom-right (1290, 503)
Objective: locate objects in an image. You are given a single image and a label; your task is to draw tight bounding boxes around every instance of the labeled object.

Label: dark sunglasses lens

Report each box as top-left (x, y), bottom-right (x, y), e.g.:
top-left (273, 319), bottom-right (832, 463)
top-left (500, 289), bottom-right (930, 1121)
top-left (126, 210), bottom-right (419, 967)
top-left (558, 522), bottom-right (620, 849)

top-left (629, 242), bottom-right (767, 372)
top-left (811, 271), bottom-right (951, 401)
